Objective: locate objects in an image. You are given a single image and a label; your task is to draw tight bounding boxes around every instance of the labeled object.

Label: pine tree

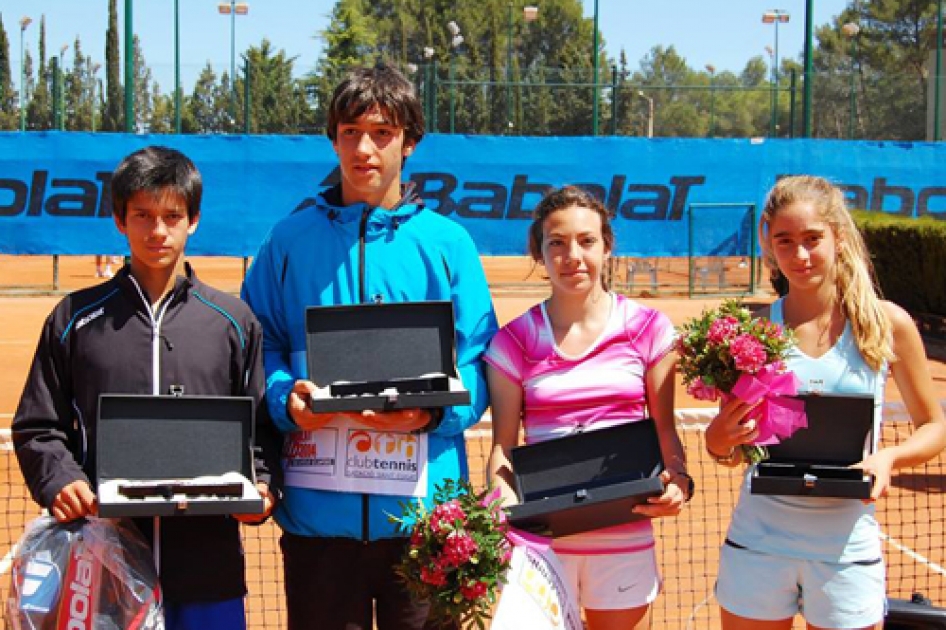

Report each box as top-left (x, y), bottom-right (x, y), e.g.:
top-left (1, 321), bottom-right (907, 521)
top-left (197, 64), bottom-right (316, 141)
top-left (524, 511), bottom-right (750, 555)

top-left (103, 0), bottom-right (123, 132)
top-left (26, 16), bottom-right (51, 130)
top-left (149, 87), bottom-right (173, 133)
top-left (131, 35), bottom-right (153, 132)
top-left (312, 0), bottom-right (377, 130)
top-left (238, 39), bottom-right (314, 134)
top-left (188, 63), bottom-right (231, 132)
top-left (0, 14), bottom-right (16, 130)
top-left (64, 39), bottom-right (93, 130)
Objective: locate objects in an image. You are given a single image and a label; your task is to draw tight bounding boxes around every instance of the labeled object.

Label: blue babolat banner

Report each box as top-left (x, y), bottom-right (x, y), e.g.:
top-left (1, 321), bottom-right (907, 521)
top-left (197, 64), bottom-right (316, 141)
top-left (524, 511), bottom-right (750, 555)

top-left (0, 132), bottom-right (943, 256)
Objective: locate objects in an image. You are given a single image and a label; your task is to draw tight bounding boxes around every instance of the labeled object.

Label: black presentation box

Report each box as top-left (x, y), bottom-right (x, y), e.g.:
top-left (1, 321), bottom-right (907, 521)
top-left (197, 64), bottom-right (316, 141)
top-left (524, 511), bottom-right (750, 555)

top-left (305, 301), bottom-right (470, 413)
top-left (751, 393), bottom-right (875, 499)
top-left (96, 394), bottom-right (264, 518)
top-left (507, 419), bottom-right (665, 538)
top-left (885, 596), bottom-right (946, 629)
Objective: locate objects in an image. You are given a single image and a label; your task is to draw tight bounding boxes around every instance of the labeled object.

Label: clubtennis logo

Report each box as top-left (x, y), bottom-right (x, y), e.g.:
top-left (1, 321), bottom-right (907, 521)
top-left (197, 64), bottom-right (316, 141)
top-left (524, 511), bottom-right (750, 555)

top-left (346, 430), bottom-right (420, 481)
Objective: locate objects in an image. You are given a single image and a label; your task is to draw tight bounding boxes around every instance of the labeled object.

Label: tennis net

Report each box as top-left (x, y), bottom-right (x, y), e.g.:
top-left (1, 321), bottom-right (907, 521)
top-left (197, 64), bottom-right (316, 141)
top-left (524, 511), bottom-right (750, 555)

top-left (2, 403), bottom-right (944, 629)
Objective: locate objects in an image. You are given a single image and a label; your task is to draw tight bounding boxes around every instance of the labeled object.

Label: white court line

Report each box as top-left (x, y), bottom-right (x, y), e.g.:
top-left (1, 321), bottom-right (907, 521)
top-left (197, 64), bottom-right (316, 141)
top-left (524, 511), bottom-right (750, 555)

top-left (0, 428), bottom-right (15, 575)
top-left (0, 543), bottom-right (17, 577)
top-left (881, 532), bottom-right (946, 579)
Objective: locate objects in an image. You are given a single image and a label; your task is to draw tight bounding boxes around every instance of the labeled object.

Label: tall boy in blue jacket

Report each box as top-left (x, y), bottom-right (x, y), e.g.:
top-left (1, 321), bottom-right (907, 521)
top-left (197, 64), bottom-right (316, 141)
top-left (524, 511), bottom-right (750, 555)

top-left (241, 64), bottom-right (497, 629)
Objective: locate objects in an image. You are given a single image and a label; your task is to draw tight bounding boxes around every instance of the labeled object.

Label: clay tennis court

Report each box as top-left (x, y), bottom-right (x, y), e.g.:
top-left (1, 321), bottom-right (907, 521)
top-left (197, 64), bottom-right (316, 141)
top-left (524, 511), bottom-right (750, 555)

top-left (2, 255), bottom-right (945, 629)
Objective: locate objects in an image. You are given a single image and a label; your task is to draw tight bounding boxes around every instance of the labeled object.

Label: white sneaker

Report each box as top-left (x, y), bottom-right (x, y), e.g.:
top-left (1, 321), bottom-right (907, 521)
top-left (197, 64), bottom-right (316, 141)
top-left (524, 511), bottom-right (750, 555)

top-left (104, 267), bottom-right (114, 279)
top-left (95, 269), bottom-right (104, 278)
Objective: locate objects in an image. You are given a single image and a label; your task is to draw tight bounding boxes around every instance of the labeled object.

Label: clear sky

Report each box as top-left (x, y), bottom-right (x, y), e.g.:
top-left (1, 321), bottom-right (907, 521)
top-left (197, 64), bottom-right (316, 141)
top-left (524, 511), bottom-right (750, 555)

top-left (4, 0), bottom-right (850, 94)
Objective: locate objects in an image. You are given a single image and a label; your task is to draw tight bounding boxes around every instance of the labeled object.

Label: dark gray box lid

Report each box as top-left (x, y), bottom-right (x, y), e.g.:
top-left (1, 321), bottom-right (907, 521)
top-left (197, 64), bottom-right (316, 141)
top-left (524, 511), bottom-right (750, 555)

top-left (752, 392), bottom-right (875, 499)
top-left (305, 301), bottom-right (470, 412)
top-left (96, 394), bottom-right (261, 517)
top-left (508, 419), bottom-right (665, 537)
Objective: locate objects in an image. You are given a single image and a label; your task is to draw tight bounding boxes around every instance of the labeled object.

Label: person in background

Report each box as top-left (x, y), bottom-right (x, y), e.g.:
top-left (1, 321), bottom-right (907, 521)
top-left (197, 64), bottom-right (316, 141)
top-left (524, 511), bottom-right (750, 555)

top-left (95, 254), bottom-right (121, 278)
top-left (486, 185), bottom-right (692, 630)
top-left (707, 175), bottom-right (946, 630)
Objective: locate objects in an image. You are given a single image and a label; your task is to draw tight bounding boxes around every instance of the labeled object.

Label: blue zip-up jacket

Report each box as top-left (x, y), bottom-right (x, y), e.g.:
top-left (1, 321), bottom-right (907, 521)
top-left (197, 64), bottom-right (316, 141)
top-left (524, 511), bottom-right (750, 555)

top-left (241, 184), bottom-right (497, 539)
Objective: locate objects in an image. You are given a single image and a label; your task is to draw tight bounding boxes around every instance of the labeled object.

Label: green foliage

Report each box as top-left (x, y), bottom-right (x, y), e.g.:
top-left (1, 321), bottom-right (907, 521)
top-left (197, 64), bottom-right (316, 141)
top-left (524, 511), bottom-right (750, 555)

top-left (8, 0), bottom-right (946, 138)
top-left (103, 0), bottom-right (123, 132)
top-left (311, 0), bottom-right (377, 130)
top-left (131, 35), bottom-right (154, 132)
top-left (239, 39), bottom-right (315, 134)
top-left (187, 64), bottom-right (232, 133)
top-left (854, 211), bottom-right (946, 317)
top-left (810, 0), bottom-right (941, 140)
top-left (0, 14), bottom-right (17, 130)
top-left (26, 17), bottom-right (51, 130)
top-left (676, 299), bottom-right (796, 396)
top-left (64, 40), bottom-right (91, 131)
top-left (390, 479), bottom-right (511, 630)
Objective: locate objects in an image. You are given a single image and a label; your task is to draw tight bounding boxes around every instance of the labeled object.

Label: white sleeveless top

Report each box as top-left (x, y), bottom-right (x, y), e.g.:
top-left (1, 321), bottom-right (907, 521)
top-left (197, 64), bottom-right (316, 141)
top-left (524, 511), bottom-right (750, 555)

top-left (724, 299), bottom-right (888, 563)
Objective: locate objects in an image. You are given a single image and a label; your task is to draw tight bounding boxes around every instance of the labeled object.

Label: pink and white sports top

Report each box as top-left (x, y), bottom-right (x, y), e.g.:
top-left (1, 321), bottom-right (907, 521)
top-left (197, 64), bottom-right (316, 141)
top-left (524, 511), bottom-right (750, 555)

top-left (485, 293), bottom-right (675, 554)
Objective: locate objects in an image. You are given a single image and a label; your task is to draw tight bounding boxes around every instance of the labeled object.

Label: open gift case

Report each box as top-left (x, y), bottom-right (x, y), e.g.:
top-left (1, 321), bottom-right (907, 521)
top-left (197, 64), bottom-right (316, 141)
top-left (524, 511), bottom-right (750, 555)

top-left (95, 394), bottom-right (264, 517)
top-left (305, 301), bottom-right (470, 413)
top-left (507, 419), bottom-right (665, 538)
top-left (751, 392), bottom-right (876, 499)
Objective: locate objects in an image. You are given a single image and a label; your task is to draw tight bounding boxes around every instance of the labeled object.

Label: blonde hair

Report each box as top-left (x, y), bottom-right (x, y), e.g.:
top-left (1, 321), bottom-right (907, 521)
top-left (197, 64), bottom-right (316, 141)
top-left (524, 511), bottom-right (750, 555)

top-left (759, 175), bottom-right (893, 371)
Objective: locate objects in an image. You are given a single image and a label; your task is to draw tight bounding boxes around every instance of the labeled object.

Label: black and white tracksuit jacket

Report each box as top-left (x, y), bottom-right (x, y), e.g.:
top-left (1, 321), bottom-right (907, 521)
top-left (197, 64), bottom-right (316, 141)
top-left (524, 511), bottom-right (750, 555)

top-left (13, 263), bottom-right (281, 603)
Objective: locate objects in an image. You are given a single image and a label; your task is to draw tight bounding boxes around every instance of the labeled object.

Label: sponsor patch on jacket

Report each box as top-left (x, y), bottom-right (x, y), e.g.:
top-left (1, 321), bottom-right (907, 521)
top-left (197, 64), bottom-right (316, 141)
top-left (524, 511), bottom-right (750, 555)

top-left (74, 307), bottom-right (104, 332)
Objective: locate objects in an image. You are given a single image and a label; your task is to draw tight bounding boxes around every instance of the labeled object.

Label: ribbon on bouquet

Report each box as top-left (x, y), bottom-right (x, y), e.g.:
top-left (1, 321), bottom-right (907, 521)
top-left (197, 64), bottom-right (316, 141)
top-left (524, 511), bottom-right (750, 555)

top-left (729, 364), bottom-right (806, 445)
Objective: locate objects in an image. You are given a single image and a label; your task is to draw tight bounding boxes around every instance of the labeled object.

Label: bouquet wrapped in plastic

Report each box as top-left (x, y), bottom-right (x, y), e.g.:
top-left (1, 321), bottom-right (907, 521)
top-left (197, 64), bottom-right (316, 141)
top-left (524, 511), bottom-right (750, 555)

top-left (390, 479), bottom-right (512, 629)
top-left (6, 515), bottom-right (163, 630)
top-left (676, 299), bottom-right (804, 463)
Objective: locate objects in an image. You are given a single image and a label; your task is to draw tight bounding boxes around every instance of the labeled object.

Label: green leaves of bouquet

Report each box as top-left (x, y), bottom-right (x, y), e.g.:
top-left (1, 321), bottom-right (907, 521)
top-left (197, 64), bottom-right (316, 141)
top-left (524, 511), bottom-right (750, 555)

top-left (676, 299), bottom-right (797, 464)
top-left (390, 479), bottom-right (512, 630)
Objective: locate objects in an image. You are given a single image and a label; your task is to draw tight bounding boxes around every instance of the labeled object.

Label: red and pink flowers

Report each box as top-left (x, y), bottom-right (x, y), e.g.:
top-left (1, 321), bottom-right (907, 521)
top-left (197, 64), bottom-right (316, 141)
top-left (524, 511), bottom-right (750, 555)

top-left (677, 299), bottom-right (802, 463)
top-left (391, 479), bottom-right (511, 629)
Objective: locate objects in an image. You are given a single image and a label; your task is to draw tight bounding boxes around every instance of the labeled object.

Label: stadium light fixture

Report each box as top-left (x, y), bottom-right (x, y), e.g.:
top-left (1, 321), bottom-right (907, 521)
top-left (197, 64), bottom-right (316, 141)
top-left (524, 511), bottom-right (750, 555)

top-left (842, 22), bottom-right (861, 140)
top-left (218, 1), bottom-right (250, 118)
top-left (762, 9), bottom-right (790, 137)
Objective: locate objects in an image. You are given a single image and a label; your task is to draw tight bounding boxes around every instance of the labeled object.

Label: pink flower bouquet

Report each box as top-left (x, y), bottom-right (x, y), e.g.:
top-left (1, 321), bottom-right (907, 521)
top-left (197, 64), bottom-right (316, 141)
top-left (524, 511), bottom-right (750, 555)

top-left (676, 299), bottom-right (805, 464)
top-left (391, 479), bottom-right (512, 629)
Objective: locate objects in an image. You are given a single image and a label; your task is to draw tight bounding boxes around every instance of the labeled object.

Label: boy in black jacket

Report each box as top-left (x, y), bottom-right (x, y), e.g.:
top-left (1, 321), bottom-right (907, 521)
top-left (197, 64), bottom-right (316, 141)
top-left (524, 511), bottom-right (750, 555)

top-left (13, 145), bottom-right (280, 630)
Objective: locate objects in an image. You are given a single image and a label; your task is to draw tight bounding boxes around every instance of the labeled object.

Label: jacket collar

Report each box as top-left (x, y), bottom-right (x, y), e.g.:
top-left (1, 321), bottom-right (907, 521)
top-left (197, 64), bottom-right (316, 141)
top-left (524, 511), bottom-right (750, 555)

top-left (114, 262), bottom-right (198, 311)
top-left (316, 182), bottom-right (424, 228)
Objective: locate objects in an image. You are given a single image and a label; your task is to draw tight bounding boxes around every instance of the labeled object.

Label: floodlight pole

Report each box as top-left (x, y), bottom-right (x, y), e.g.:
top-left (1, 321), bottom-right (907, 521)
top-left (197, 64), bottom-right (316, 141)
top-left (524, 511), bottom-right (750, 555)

top-left (803, 0), bottom-right (813, 137)
top-left (592, 0), bottom-right (600, 135)
top-left (174, 0), bottom-right (181, 133)
top-left (935, 0), bottom-right (943, 141)
top-left (19, 16), bottom-right (32, 132)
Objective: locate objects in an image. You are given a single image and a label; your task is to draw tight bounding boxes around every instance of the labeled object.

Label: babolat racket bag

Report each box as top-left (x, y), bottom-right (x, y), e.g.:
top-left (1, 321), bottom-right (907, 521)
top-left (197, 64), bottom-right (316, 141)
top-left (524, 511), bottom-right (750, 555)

top-left (5, 515), bottom-right (162, 630)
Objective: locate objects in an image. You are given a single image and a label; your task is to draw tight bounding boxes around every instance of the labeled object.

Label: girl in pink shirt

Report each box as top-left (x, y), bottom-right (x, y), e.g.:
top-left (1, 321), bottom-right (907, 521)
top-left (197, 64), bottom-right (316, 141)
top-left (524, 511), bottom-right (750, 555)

top-left (486, 186), bottom-right (691, 630)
